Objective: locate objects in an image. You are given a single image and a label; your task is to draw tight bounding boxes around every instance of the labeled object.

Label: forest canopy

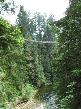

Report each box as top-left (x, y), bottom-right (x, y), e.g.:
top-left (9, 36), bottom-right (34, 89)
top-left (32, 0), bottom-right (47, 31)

top-left (0, 0), bottom-right (81, 109)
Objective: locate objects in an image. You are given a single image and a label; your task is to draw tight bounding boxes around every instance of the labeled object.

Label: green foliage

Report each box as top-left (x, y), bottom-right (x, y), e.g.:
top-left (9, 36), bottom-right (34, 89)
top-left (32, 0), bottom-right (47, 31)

top-left (22, 84), bottom-right (35, 99)
top-left (0, 18), bottom-right (23, 49)
top-left (0, 17), bottom-right (24, 105)
top-left (0, 81), bottom-right (18, 102)
top-left (0, 3), bottom-right (58, 109)
top-left (54, 0), bottom-right (81, 108)
top-left (0, 103), bottom-right (6, 109)
top-left (16, 6), bottom-right (58, 88)
top-left (2, 1), bottom-right (81, 109)
top-left (16, 5), bottom-right (31, 37)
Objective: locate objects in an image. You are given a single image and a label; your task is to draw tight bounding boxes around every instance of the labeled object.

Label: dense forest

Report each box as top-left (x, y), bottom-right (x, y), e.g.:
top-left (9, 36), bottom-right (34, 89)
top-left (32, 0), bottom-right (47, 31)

top-left (0, 0), bottom-right (81, 109)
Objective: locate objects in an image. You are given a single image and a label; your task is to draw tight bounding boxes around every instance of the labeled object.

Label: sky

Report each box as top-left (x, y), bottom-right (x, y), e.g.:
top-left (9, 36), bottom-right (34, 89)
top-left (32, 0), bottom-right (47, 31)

top-left (2, 0), bottom-right (69, 24)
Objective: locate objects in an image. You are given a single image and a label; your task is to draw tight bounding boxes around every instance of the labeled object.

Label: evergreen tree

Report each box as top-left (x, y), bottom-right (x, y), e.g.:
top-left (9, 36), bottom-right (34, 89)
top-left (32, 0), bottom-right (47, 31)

top-left (55, 0), bottom-right (81, 108)
top-left (16, 5), bottom-right (31, 38)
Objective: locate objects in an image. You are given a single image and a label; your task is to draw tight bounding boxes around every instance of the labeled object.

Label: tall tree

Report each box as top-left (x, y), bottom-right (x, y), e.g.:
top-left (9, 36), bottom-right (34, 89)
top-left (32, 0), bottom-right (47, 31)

top-left (16, 5), bottom-right (31, 38)
top-left (16, 7), bottom-right (47, 88)
top-left (55, 0), bottom-right (81, 108)
top-left (33, 12), bottom-right (46, 41)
